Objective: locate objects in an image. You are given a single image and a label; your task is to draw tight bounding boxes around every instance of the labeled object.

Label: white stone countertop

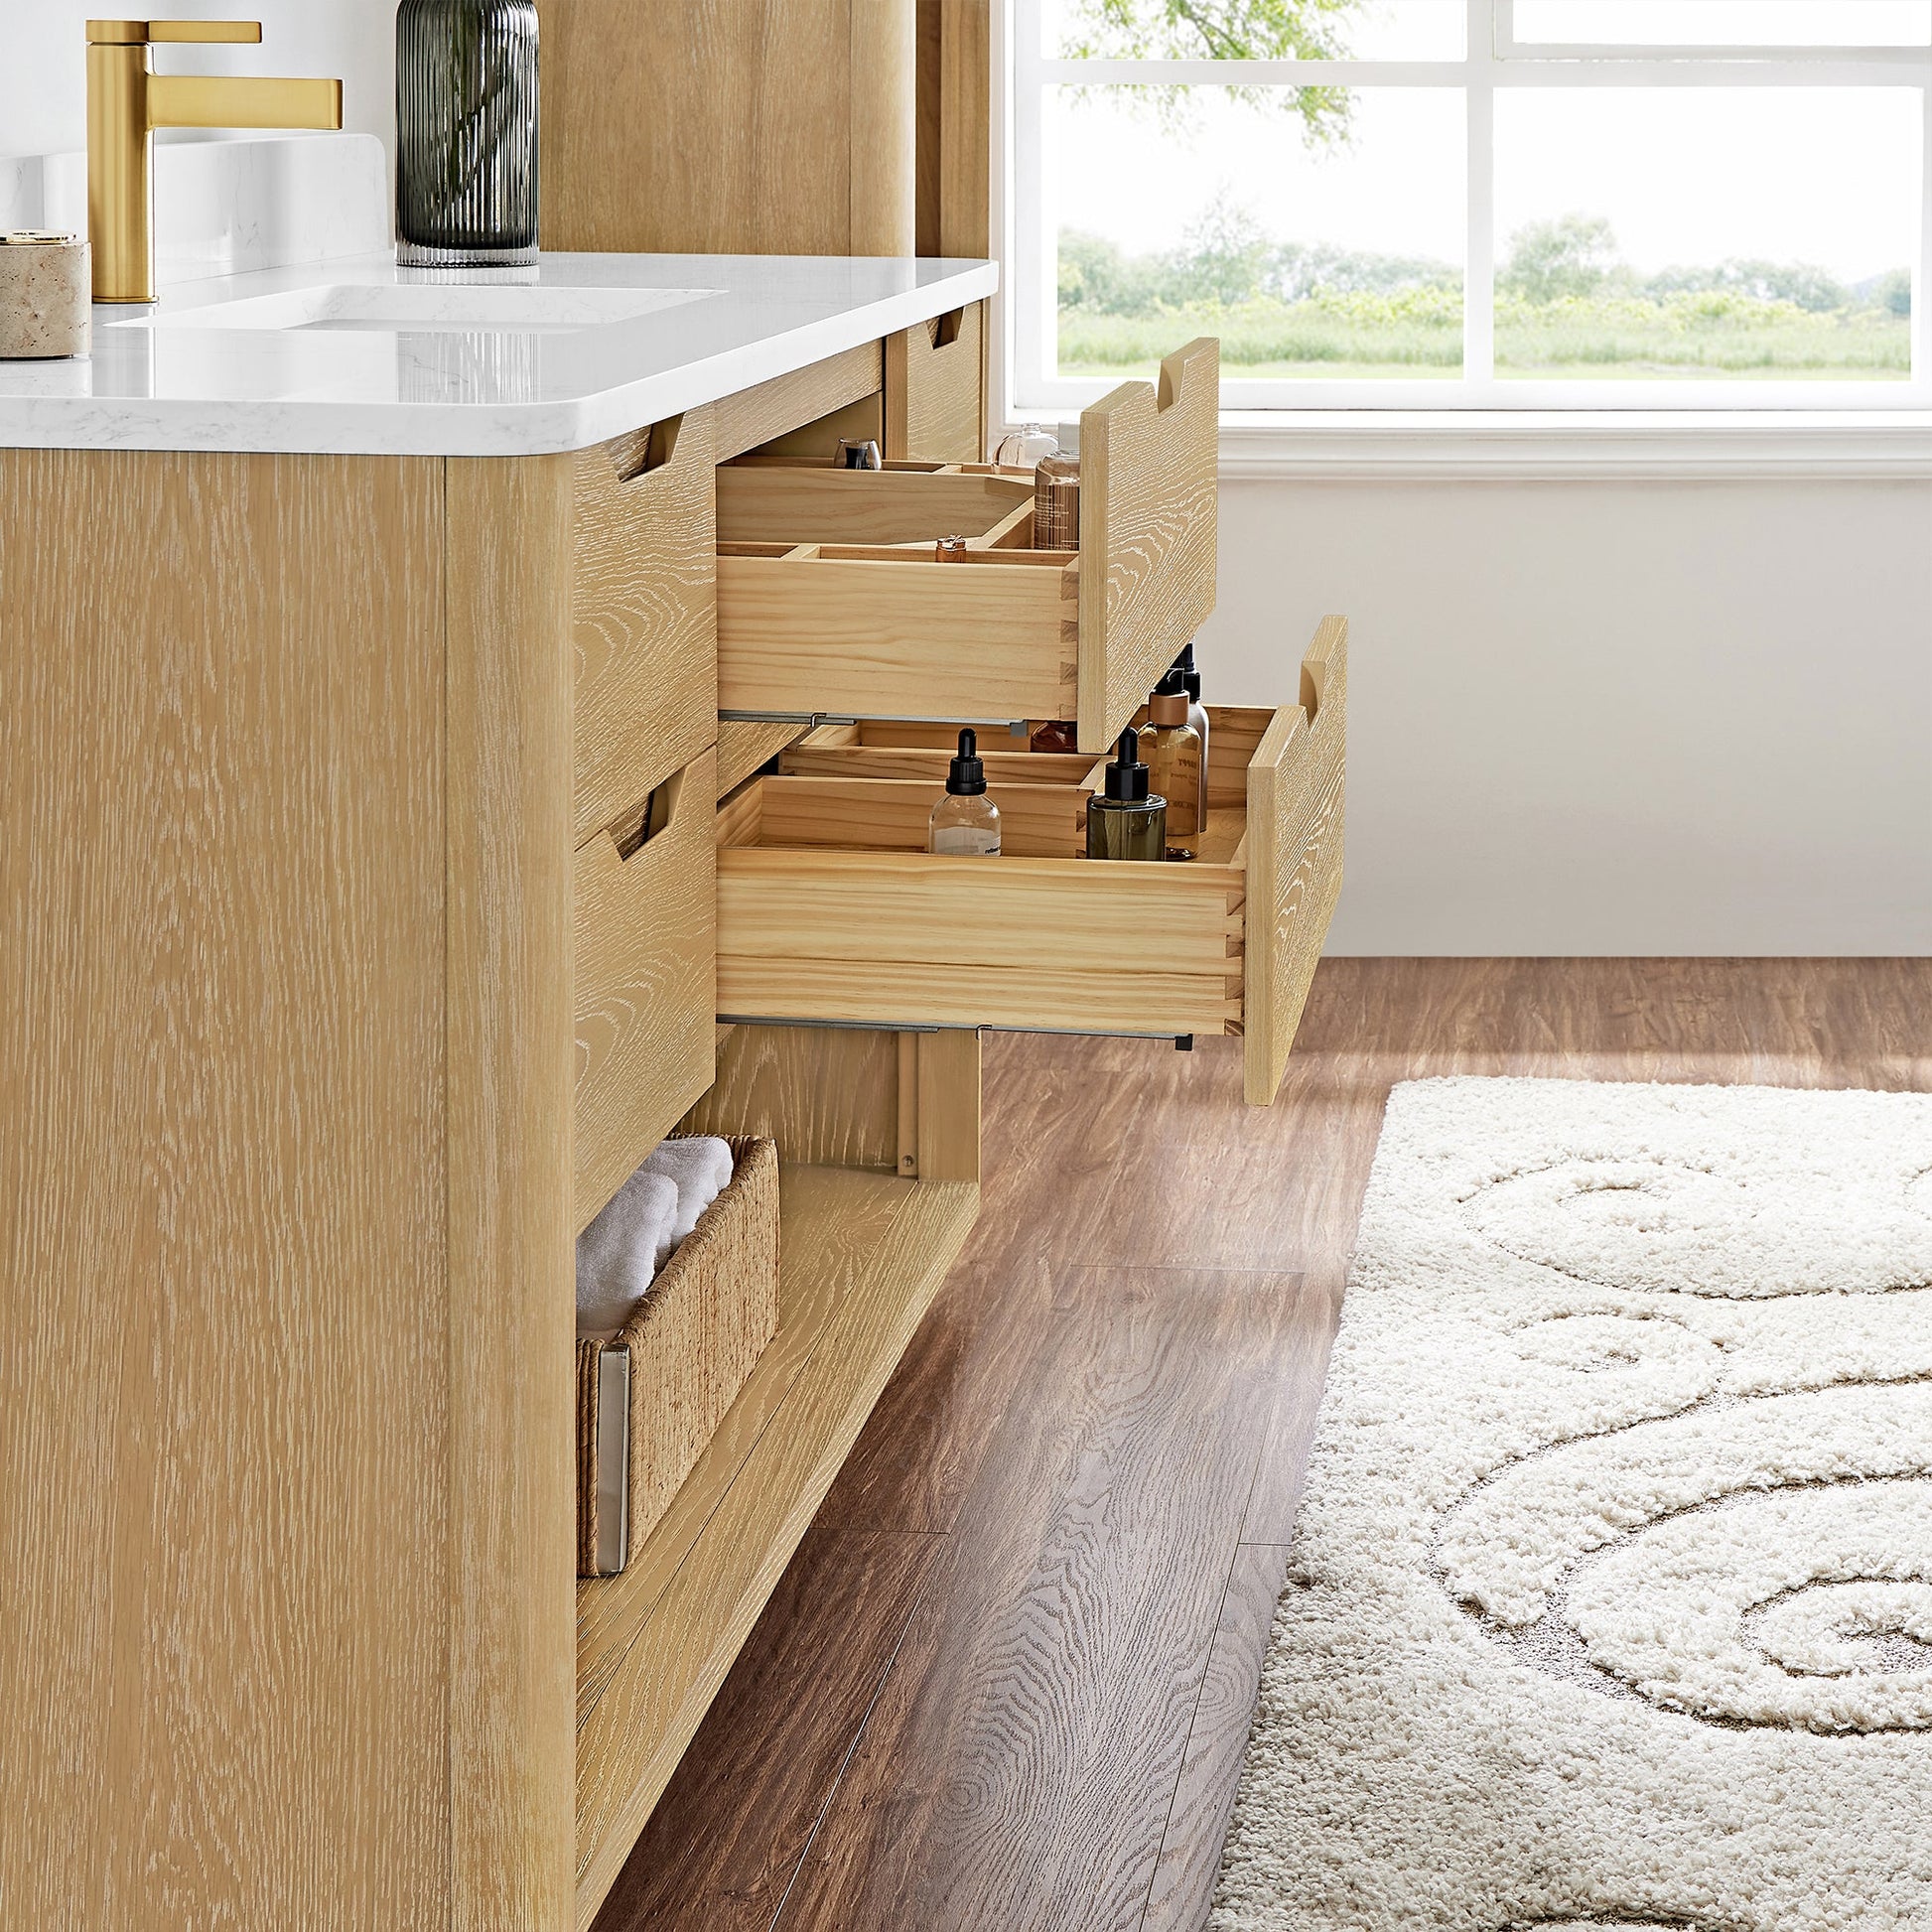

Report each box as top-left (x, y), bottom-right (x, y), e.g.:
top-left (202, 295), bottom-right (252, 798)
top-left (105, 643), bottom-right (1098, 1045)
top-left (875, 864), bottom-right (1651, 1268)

top-left (0, 250), bottom-right (999, 457)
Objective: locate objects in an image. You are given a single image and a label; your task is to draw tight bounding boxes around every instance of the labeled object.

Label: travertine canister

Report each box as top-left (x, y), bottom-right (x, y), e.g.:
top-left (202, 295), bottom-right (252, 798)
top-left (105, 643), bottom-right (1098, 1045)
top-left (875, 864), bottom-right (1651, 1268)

top-left (0, 234), bottom-right (91, 358)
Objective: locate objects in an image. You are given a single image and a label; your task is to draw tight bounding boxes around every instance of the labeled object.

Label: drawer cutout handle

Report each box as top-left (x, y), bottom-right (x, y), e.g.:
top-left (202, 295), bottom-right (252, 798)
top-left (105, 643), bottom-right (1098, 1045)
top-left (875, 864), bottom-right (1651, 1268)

top-left (927, 308), bottom-right (964, 350)
top-left (609, 414), bottom-right (685, 485)
top-left (612, 767), bottom-right (685, 863)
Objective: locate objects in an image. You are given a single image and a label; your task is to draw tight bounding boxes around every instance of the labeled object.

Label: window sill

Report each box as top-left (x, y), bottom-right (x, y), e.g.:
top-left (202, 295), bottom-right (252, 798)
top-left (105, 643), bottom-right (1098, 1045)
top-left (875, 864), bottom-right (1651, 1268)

top-left (1217, 411), bottom-right (1932, 481)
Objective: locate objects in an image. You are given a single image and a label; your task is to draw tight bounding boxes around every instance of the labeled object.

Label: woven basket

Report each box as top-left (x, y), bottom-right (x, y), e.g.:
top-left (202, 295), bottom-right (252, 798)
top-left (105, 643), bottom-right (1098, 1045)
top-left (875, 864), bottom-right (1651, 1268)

top-left (576, 1136), bottom-right (779, 1576)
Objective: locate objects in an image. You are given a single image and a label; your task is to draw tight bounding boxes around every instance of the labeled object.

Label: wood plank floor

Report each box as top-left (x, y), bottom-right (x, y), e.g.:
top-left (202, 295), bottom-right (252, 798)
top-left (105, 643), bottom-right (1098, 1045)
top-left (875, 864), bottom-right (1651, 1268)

top-left (592, 958), bottom-right (1932, 1932)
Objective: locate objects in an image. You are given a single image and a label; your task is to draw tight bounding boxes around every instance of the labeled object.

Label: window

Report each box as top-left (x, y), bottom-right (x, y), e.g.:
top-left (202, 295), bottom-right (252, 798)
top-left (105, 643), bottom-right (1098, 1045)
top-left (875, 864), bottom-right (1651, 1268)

top-left (1009, 0), bottom-right (1932, 409)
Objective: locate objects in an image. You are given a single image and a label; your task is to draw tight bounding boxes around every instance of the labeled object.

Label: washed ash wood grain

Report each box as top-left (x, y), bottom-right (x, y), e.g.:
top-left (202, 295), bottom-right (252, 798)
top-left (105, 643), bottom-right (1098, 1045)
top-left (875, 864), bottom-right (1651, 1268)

top-left (716, 718), bottom-right (810, 798)
top-left (0, 449), bottom-right (456, 1932)
top-left (713, 344), bottom-right (886, 465)
top-left (543, 0), bottom-right (912, 256)
top-left (1243, 616), bottom-right (1347, 1105)
top-left (446, 452), bottom-right (581, 1932)
top-left (574, 750), bottom-right (719, 1231)
top-left (571, 408), bottom-right (719, 845)
top-left (1078, 338), bottom-right (1219, 755)
top-left (681, 1019), bottom-right (906, 1175)
top-left (886, 302), bottom-right (985, 463)
top-left (757, 771), bottom-right (1088, 859)
top-left (717, 462), bottom-right (1029, 547)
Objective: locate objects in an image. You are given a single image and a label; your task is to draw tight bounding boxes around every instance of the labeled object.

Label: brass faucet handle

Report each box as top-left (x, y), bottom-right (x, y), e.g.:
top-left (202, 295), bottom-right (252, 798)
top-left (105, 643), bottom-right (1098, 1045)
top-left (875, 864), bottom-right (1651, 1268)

top-left (85, 19), bottom-right (264, 44)
top-left (149, 20), bottom-right (265, 42)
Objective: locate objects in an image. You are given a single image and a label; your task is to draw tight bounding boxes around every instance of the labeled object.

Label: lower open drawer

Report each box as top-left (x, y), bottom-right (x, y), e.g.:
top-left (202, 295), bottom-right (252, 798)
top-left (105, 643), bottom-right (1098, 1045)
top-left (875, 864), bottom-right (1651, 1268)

top-left (717, 618), bottom-right (1345, 1104)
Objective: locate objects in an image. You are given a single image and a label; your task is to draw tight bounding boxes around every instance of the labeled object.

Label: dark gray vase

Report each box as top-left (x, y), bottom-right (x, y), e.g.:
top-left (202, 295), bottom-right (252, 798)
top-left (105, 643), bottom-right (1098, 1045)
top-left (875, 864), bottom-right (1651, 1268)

top-left (395, 0), bottom-right (539, 267)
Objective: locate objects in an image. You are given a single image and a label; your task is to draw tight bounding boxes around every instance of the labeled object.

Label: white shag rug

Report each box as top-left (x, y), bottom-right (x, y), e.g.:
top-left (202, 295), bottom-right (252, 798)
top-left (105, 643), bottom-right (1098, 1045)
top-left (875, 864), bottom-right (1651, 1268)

top-left (1212, 1078), bottom-right (1932, 1932)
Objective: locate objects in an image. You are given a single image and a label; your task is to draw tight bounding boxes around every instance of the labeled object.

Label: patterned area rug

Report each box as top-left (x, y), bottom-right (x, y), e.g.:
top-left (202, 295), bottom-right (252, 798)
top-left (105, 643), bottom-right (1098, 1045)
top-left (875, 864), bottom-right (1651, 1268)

top-left (1212, 1078), bottom-right (1932, 1932)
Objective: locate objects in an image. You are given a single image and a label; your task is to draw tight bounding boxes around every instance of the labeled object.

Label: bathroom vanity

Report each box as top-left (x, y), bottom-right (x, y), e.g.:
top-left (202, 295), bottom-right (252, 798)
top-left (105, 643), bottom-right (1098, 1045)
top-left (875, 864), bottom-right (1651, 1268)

top-left (0, 252), bottom-right (1341, 1930)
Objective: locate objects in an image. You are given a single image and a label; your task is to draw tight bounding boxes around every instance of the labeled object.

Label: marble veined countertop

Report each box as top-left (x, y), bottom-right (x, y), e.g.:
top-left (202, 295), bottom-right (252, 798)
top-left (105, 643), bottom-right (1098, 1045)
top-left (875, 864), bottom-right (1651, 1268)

top-left (0, 250), bottom-right (999, 457)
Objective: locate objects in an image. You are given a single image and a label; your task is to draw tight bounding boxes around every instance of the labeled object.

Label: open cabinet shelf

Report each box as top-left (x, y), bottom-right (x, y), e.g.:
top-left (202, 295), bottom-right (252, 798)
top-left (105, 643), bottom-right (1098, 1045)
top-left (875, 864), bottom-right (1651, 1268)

top-left (572, 1161), bottom-right (979, 1927)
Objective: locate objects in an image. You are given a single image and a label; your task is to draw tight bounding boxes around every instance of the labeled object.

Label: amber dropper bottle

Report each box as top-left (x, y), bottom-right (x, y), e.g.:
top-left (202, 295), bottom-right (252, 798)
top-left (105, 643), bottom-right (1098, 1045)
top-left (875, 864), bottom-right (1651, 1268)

top-left (1173, 639), bottom-right (1210, 809)
top-left (1140, 668), bottom-right (1204, 852)
top-left (1086, 727), bottom-right (1166, 861)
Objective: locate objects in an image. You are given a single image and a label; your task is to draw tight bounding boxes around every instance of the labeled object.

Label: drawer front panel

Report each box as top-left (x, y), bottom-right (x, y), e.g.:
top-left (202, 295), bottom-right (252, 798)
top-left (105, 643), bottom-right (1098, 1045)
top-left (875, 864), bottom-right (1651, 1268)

top-left (572, 409), bottom-right (717, 847)
top-left (885, 301), bottom-right (984, 463)
top-left (1244, 618), bottom-right (1346, 1105)
top-left (575, 749), bottom-right (718, 1227)
top-left (717, 847), bottom-right (1242, 1035)
top-left (1079, 338), bottom-right (1219, 757)
top-left (717, 551), bottom-right (1076, 724)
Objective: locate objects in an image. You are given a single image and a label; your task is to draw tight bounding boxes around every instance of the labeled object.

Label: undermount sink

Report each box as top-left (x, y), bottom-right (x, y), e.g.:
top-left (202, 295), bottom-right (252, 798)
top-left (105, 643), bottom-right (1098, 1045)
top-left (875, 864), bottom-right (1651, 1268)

top-left (118, 282), bottom-right (719, 337)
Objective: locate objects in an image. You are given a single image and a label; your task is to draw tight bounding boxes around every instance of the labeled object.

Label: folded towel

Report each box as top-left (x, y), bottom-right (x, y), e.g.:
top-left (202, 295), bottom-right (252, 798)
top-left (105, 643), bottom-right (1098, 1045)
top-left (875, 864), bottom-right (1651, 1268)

top-left (576, 1169), bottom-right (679, 1341)
top-left (640, 1136), bottom-right (736, 1248)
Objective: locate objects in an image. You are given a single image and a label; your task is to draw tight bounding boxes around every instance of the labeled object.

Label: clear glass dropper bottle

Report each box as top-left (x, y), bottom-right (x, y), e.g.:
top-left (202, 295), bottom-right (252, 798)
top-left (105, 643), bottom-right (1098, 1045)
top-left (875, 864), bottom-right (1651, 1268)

top-left (928, 729), bottom-right (1002, 856)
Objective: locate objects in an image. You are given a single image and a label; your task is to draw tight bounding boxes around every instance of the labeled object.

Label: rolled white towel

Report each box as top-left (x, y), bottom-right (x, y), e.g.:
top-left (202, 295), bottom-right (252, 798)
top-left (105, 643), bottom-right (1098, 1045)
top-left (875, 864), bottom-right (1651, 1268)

top-left (640, 1136), bottom-right (736, 1248)
top-left (576, 1168), bottom-right (679, 1340)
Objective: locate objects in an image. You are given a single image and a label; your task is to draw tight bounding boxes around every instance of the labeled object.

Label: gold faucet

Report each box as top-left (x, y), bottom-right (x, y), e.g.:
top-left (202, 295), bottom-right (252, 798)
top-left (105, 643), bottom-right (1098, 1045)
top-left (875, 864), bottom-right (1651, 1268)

top-left (86, 19), bottom-right (344, 304)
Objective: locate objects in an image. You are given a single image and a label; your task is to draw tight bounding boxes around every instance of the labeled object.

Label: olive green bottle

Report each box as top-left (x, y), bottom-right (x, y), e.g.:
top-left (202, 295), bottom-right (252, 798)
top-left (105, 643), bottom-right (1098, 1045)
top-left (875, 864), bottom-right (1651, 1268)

top-left (1086, 727), bottom-right (1167, 861)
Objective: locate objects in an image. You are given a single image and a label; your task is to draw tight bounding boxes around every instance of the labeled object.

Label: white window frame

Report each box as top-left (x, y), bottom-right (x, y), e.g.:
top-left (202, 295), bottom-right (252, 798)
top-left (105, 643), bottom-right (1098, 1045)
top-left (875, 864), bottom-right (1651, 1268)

top-left (1006, 0), bottom-right (1932, 413)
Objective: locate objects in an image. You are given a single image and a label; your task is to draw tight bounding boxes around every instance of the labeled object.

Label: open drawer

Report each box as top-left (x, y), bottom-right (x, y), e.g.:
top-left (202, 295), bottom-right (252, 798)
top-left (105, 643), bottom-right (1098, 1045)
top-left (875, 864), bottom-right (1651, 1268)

top-left (716, 338), bottom-right (1218, 758)
top-left (717, 618), bottom-right (1345, 1105)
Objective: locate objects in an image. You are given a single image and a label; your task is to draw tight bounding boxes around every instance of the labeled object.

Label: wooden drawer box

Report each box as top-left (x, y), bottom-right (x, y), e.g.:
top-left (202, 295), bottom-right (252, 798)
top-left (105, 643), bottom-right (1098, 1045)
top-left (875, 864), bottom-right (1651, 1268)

top-left (716, 338), bottom-right (1218, 758)
top-left (886, 301), bottom-right (984, 462)
top-left (576, 748), bottom-right (719, 1226)
top-left (572, 406), bottom-right (718, 846)
top-left (577, 1136), bottom-right (779, 1577)
top-left (717, 619), bottom-right (1346, 1106)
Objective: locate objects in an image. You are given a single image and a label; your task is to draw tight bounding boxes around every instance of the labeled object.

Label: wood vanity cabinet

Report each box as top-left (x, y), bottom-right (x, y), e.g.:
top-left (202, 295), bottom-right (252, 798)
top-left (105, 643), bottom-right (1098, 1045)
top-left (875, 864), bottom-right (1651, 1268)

top-left (0, 319), bottom-right (1338, 1932)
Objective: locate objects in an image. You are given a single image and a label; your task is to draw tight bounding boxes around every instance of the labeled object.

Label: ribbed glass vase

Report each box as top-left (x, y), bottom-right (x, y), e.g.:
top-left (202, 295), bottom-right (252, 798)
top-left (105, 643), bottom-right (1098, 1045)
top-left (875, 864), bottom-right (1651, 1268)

top-left (395, 0), bottom-right (539, 267)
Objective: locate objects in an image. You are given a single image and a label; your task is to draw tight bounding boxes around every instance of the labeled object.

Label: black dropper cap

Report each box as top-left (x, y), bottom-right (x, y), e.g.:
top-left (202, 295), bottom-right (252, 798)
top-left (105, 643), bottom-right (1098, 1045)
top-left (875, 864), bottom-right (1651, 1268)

top-left (1103, 726), bottom-right (1151, 801)
top-left (1172, 639), bottom-right (1201, 704)
top-left (946, 728), bottom-right (988, 795)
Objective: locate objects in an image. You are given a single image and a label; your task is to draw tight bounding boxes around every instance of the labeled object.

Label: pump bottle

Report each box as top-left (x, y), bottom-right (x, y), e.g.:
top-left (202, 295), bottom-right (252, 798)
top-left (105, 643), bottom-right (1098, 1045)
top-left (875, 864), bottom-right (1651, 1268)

top-left (1140, 668), bottom-right (1204, 851)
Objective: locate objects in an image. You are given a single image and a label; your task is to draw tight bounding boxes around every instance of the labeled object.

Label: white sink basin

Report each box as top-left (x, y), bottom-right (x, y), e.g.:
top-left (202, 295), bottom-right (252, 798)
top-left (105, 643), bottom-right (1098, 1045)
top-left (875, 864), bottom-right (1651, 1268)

top-left (118, 282), bottom-right (718, 337)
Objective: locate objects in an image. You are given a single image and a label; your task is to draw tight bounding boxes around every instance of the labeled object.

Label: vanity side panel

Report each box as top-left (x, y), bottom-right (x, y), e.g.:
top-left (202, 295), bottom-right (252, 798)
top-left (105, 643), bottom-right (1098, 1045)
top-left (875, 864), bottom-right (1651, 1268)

top-left (0, 450), bottom-right (452, 1931)
top-left (446, 456), bottom-right (579, 1932)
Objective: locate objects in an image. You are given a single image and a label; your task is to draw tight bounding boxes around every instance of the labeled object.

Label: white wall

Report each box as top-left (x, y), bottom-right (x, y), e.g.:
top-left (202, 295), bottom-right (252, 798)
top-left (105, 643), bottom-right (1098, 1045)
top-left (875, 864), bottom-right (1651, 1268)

top-left (3, 0), bottom-right (395, 165)
top-left (1199, 478), bottom-right (1932, 955)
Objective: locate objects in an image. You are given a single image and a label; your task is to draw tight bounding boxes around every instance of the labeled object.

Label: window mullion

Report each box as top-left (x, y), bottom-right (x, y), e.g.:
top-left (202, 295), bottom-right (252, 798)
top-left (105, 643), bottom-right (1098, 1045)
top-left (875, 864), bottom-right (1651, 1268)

top-left (1919, 77), bottom-right (1932, 390)
top-left (1467, 0), bottom-right (1498, 389)
top-left (1013, 1), bottom-right (1048, 413)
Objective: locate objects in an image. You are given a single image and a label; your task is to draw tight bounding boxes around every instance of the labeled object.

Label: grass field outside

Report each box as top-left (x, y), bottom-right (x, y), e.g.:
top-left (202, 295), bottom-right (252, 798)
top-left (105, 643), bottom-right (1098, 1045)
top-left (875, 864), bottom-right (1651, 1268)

top-left (1058, 290), bottom-right (1911, 383)
top-left (1054, 221), bottom-right (1914, 387)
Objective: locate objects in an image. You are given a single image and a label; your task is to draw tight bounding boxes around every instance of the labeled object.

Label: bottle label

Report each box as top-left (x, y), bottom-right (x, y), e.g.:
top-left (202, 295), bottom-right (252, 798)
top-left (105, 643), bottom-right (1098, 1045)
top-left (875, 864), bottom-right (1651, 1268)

top-left (931, 826), bottom-right (1001, 857)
